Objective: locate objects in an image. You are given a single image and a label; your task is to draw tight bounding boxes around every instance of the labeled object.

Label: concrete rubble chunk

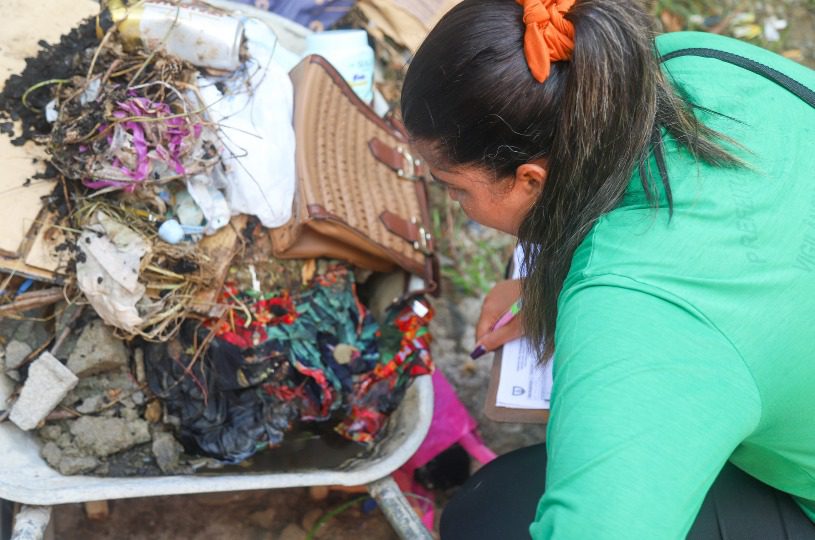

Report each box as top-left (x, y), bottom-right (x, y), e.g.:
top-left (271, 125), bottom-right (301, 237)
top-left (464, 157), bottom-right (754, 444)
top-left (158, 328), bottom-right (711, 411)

top-left (151, 431), bottom-right (184, 474)
top-left (57, 455), bottom-right (100, 476)
top-left (40, 441), bottom-right (62, 466)
top-left (39, 425), bottom-right (63, 441)
top-left (41, 442), bottom-right (99, 475)
top-left (75, 394), bottom-right (106, 415)
top-left (9, 352), bottom-right (79, 431)
top-left (66, 320), bottom-right (129, 377)
top-left (65, 370), bottom-right (138, 405)
top-left (69, 416), bottom-right (151, 457)
top-left (1, 319), bottom-right (50, 354)
top-left (4, 340), bottom-right (33, 371)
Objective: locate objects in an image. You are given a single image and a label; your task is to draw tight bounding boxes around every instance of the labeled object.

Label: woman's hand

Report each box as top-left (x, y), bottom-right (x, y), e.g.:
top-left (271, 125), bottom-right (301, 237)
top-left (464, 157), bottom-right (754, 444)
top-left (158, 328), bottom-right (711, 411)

top-left (473, 279), bottom-right (524, 357)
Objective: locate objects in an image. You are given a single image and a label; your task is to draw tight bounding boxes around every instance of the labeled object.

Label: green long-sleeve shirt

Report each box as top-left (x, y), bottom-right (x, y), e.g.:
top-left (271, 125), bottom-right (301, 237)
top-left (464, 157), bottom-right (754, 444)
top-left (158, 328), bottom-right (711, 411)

top-left (531, 32), bottom-right (815, 539)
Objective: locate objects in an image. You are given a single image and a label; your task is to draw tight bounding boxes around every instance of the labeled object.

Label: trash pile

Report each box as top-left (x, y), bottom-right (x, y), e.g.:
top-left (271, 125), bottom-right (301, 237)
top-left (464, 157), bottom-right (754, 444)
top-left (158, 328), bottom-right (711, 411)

top-left (0, 1), bottom-right (434, 477)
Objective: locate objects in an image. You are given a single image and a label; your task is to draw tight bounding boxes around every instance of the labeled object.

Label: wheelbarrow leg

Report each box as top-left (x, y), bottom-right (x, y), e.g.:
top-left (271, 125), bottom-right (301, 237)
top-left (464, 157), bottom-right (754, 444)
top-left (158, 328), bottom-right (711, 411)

top-left (367, 476), bottom-right (432, 540)
top-left (1, 499), bottom-right (13, 540)
top-left (10, 505), bottom-right (51, 540)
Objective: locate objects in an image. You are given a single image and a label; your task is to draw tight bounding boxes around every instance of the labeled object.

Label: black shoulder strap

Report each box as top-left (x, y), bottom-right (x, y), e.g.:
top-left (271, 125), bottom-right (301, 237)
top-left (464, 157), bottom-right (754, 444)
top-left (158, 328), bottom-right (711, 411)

top-left (660, 47), bottom-right (815, 109)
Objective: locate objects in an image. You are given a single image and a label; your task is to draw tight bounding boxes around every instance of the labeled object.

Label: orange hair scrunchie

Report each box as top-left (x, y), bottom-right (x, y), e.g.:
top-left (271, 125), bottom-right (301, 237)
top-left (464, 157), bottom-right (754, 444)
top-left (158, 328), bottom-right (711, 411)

top-left (516, 0), bottom-right (577, 82)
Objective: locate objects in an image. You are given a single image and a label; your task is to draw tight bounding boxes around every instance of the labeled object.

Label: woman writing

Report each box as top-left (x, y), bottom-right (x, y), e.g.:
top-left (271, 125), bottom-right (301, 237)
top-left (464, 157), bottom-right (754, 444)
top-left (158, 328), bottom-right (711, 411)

top-left (400, 0), bottom-right (815, 538)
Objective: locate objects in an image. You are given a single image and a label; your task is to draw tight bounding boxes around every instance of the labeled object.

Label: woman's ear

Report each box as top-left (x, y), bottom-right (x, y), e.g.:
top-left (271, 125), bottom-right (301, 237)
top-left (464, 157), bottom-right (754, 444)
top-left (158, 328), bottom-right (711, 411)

top-left (514, 160), bottom-right (547, 199)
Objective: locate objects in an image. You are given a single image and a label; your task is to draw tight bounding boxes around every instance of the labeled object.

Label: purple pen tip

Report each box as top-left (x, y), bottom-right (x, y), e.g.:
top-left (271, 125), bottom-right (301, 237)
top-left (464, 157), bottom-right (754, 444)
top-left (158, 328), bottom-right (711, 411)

top-left (470, 344), bottom-right (487, 360)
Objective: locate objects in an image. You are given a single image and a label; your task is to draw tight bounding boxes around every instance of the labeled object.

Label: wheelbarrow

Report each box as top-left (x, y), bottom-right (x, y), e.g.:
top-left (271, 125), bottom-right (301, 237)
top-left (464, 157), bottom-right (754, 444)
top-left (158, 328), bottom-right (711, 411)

top-left (0, 375), bottom-right (434, 539)
top-left (0, 2), bottom-right (434, 538)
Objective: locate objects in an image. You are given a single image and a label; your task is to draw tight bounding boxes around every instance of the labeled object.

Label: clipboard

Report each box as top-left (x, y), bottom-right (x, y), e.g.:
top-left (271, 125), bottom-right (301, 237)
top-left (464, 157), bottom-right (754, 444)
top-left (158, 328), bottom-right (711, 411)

top-left (483, 347), bottom-right (550, 424)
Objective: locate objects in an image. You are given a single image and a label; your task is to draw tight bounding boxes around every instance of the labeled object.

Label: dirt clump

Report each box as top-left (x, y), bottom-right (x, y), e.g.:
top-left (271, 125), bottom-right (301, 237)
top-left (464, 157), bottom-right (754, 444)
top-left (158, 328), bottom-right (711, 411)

top-left (0, 17), bottom-right (97, 145)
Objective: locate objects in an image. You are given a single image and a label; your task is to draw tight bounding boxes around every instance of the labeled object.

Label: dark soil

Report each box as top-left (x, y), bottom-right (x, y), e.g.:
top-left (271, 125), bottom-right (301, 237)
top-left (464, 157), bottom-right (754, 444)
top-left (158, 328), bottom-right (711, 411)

top-left (0, 17), bottom-right (97, 145)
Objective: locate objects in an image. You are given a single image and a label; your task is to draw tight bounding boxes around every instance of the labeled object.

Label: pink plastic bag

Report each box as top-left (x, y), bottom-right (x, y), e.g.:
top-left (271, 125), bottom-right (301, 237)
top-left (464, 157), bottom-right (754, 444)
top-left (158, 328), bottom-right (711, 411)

top-left (398, 370), bottom-right (497, 529)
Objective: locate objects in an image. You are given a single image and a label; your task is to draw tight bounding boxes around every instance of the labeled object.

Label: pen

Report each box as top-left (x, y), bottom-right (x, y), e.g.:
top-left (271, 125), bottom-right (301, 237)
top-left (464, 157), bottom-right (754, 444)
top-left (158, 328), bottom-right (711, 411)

top-left (470, 298), bottom-right (522, 360)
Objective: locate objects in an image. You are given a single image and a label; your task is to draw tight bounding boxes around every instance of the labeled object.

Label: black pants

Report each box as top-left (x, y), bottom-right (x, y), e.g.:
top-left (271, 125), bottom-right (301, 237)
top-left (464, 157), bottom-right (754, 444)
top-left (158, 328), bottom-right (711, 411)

top-left (440, 443), bottom-right (815, 539)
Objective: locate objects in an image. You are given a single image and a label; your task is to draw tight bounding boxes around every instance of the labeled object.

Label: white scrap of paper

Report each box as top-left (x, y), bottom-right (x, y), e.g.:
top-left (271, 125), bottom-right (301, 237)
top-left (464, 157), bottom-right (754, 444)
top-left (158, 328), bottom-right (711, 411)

top-left (76, 212), bottom-right (150, 332)
top-left (494, 244), bottom-right (553, 410)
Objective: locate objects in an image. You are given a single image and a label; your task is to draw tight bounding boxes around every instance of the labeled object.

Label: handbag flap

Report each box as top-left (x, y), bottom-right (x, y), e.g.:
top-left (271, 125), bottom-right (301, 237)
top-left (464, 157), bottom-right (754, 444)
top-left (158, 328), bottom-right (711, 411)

top-left (279, 222), bottom-right (397, 273)
top-left (288, 55), bottom-right (435, 279)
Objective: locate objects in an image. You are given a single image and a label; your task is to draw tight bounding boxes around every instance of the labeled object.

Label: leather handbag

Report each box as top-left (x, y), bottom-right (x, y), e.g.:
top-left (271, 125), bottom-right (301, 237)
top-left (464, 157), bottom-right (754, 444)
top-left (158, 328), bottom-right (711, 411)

top-left (270, 54), bottom-right (439, 294)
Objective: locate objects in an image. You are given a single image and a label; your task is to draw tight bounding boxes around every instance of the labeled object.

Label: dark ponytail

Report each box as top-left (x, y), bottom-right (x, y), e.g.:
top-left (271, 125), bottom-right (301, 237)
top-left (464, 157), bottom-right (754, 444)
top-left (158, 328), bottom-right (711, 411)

top-left (401, 0), bottom-right (738, 356)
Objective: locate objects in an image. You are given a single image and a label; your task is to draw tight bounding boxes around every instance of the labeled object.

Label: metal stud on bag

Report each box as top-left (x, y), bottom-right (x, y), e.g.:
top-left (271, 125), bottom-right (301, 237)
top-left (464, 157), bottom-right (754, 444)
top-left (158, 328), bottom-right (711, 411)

top-left (396, 146), bottom-right (423, 181)
top-left (411, 217), bottom-right (433, 255)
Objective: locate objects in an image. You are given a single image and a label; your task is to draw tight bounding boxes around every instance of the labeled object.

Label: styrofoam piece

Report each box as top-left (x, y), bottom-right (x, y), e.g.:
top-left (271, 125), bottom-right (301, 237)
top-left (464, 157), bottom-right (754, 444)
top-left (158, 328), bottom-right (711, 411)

top-left (0, 375), bottom-right (432, 505)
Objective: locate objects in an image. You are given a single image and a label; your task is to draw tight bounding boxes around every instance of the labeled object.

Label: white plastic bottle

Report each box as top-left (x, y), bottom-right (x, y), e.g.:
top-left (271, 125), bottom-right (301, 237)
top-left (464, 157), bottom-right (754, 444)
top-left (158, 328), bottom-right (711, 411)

top-left (304, 30), bottom-right (376, 103)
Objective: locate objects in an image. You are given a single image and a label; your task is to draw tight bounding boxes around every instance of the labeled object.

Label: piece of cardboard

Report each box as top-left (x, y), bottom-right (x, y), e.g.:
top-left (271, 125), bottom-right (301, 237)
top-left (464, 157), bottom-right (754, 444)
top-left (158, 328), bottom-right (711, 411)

top-left (23, 209), bottom-right (69, 275)
top-left (189, 215), bottom-right (248, 317)
top-left (0, 0), bottom-right (98, 84)
top-left (484, 347), bottom-right (550, 425)
top-left (0, 140), bottom-right (54, 257)
top-left (0, 256), bottom-right (59, 283)
top-left (0, 205), bottom-right (67, 283)
top-left (0, 0), bottom-right (98, 259)
top-left (359, 0), bottom-right (462, 52)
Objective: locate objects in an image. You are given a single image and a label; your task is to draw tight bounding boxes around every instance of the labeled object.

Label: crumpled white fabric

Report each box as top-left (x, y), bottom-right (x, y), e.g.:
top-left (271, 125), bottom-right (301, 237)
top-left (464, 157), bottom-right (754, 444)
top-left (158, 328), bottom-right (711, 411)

top-left (195, 18), bottom-right (297, 229)
top-left (185, 173), bottom-right (231, 233)
top-left (75, 212), bottom-right (150, 333)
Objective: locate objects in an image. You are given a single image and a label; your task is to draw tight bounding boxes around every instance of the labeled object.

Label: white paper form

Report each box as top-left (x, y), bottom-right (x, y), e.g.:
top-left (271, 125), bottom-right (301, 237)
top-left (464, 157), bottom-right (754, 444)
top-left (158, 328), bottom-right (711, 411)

top-left (494, 245), bottom-right (553, 409)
